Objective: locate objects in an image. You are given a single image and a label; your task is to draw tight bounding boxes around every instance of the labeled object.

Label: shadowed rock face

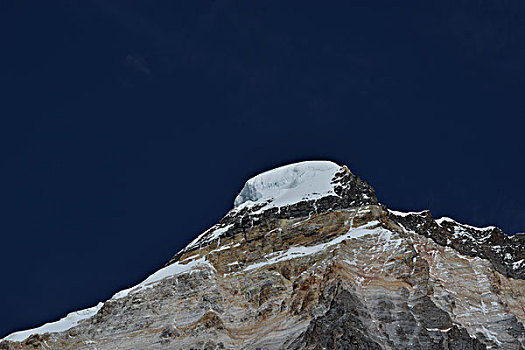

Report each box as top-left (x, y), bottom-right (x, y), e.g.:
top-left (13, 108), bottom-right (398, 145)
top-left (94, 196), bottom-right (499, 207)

top-left (288, 285), bottom-right (487, 350)
top-left (2, 162), bottom-right (525, 350)
top-left (287, 284), bottom-right (384, 350)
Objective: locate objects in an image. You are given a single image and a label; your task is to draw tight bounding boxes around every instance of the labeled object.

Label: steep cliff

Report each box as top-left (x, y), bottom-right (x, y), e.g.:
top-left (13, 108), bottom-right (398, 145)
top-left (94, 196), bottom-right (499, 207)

top-left (2, 161), bottom-right (524, 350)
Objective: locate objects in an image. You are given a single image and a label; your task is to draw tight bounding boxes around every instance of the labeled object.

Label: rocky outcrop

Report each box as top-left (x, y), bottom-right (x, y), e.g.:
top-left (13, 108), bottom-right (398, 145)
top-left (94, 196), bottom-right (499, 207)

top-left (2, 161), bottom-right (524, 349)
top-left (388, 210), bottom-right (525, 280)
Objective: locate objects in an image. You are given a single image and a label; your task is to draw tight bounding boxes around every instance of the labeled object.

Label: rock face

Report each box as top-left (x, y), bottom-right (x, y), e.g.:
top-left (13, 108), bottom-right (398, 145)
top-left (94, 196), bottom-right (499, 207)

top-left (2, 160), bottom-right (525, 350)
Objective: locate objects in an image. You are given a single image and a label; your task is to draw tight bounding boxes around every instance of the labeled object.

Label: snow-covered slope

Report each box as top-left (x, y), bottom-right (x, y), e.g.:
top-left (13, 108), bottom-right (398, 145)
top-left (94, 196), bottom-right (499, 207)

top-left (4, 303), bottom-right (103, 342)
top-left (233, 160), bottom-right (340, 209)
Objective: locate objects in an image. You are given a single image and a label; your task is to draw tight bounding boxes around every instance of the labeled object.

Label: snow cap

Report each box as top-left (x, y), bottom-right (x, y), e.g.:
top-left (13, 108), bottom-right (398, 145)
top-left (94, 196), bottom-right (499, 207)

top-left (234, 160), bottom-right (342, 209)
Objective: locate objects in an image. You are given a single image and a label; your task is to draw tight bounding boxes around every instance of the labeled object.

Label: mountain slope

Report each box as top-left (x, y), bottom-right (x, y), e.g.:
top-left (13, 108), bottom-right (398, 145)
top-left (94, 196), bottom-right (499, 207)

top-left (2, 161), bottom-right (524, 350)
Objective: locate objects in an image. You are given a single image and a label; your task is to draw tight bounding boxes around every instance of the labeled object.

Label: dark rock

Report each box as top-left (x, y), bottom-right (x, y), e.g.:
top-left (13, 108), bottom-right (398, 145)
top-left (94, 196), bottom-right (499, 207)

top-left (159, 324), bottom-right (181, 341)
top-left (446, 326), bottom-right (486, 350)
top-left (389, 211), bottom-right (525, 280)
top-left (289, 284), bottom-right (383, 350)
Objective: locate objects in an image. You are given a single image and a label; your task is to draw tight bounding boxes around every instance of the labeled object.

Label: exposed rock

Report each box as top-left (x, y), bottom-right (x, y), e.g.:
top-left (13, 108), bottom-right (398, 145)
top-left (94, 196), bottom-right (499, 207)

top-left (2, 161), bottom-right (524, 350)
top-left (389, 210), bottom-right (525, 280)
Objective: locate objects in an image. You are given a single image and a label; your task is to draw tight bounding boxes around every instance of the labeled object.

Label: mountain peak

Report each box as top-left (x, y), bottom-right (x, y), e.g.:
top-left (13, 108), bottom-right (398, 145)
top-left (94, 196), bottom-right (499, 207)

top-left (233, 160), bottom-right (341, 209)
top-left (231, 160), bottom-right (378, 215)
top-left (3, 162), bottom-right (525, 350)
top-left (167, 161), bottom-right (378, 262)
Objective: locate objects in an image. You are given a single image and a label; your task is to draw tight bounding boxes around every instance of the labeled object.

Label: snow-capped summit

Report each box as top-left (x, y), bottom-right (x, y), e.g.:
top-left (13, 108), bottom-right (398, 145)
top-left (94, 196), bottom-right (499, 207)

top-left (233, 160), bottom-right (341, 209)
top-left (3, 161), bottom-right (525, 350)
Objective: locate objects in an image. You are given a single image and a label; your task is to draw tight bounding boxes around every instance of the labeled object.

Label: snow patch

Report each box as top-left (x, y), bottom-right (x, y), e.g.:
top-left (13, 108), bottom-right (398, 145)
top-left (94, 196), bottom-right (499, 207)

top-left (427, 328), bottom-right (452, 332)
top-left (184, 224), bottom-right (234, 252)
top-left (436, 217), bottom-right (496, 232)
top-left (513, 259), bottom-right (524, 270)
top-left (233, 161), bottom-right (341, 210)
top-left (112, 256), bottom-right (212, 299)
top-left (388, 209), bottom-right (427, 217)
top-left (244, 220), bottom-right (383, 271)
top-left (4, 303), bottom-right (103, 342)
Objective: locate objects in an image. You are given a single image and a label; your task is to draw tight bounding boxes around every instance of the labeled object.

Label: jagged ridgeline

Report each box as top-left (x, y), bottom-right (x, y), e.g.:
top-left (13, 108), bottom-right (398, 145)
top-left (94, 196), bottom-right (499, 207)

top-left (2, 161), bottom-right (525, 350)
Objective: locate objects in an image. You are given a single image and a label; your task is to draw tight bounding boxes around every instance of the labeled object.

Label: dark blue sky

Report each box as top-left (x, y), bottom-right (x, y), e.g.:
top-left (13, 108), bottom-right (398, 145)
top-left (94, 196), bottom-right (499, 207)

top-left (1, 0), bottom-right (524, 338)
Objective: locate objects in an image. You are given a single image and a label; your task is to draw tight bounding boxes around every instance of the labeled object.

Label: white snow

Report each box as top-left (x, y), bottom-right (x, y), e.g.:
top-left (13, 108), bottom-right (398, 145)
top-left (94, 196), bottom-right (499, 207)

top-left (436, 217), bottom-right (496, 232)
top-left (233, 161), bottom-right (341, 210)
top-left (183, 224), bottom-right (234, 252)
top-left (388, 209), bottom-right (427, 217)
top-left (513, 259), bottom-right (524, 269)
top-left (4, 303), bottom-right (103, 342)
top-left (427, 328), bottom-right (452, 332)
top-left (435, 216), bottom-right (496, 244)
top-left (112, 256), bottom-right (213, 299)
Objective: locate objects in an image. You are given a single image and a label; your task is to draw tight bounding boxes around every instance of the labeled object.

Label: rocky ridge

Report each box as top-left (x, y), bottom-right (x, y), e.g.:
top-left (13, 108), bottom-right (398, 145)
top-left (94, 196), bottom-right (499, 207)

top-left (2, 160), bottom-right (524, 350)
